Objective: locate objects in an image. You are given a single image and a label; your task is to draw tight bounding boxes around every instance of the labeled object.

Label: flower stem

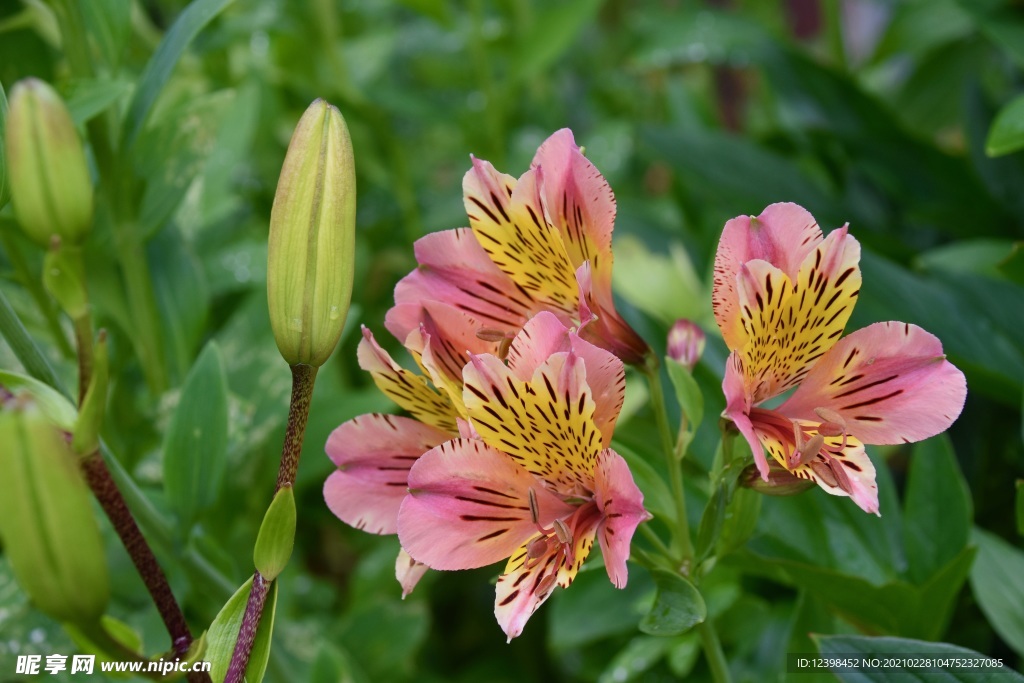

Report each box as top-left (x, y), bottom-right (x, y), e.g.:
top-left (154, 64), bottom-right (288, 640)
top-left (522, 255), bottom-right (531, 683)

top-left (645, 364), bottom-right (693, 561)
top-left (72, 313), bottom-right (93, 405)
top-left (227, 363), bottom-right (318, 682)
top-left (697, 619), bottom-right (732, 683)
top-left (81, 451), bottom-right (210, 683)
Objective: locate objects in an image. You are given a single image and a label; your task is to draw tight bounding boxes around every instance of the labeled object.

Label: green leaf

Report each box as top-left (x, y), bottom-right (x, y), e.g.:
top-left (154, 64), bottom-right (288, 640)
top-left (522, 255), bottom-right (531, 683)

top-left (549, 565), bottom-right (654, 650)
top-left (717, 487), bottom-right (761, 558)
top-left (613, 442), bottom-right (675, 521)
top-left (511, 0), bottom-right (603, 82)
top-left (638, 569), bottom-right (706, 636)
top-left (1017, 480), bottom-right (1024, 537)
top-left (611, 236), bottom-right (704, 325)
top-left (81, 0), bottom-right (131, 70)
top-left (987, 94), bottom-right (1024, 157)
top-left (122, 0), bottom-right (235, 146)
top-left (695, 486), bottom-right (727, 563)
top-left (598, 635), bottom-right (677, 683)
top-left (64, 78), bottom-right (133, 126)
top-left (969, 527), bottom-right (1024, 658)
top-left (206, 577), bottom-right (278, 683)
top-left (902, 435), bottom-right (972, 583)
top-left (253, 486), bottom-right (296, 581)
top-left (0, 80), bottom-right (9, 209)
top-left (162, 341), bottom-right (229, 531)
top-left (665, 358), bottom-right (703, 453)
top-left (814, 634), bottom-right (1024, 681)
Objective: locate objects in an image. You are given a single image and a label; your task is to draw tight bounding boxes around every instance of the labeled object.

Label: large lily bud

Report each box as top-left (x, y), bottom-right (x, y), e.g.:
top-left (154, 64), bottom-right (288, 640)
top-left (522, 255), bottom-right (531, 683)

top-left (0, 392), bottom-right (109, 624)
top-left (267, 99), bottom-right (356, 367)
top-left (5, 78), bottom-right (93, 247)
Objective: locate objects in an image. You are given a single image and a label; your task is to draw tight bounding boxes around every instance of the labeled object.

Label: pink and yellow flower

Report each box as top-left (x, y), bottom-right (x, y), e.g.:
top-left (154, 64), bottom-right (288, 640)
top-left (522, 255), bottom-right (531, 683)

top-left (397, 312), bottom-right (649, 639)
top-left (712, 203), bottom-right (967, 514)
top-left (389, 129), bottom-right (650, 366)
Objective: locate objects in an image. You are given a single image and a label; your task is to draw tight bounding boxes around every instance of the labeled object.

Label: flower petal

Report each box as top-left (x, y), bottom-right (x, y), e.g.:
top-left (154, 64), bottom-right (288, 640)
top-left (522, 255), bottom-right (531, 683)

top-left (495, 507), bottom-right (599, 641)
top-left (494, 536), bottom-right (559, 641)
top-left (576, 261), bottom-right (651, 365)
top-left (465, 161), bottom-right (578, 316)
top-left (397, 439), bottom-right (574, 570)
top-left (779, 322), bottom-right (967, 445)
top-left (504, 311), bottom-right (626, 448)
top-left (463, 350), bottom-right (602, 492)
top-left (792, 433), bottom-right (880, 516)
top-left (723, 352), bottom-right (770, 479)
top-left (734, 227), bottom-right (861, 402)
top-left (396, 548), bottom-right (429, 599)
top-left (324, 414), bottom-right (451, 535)
top-left (357, 327), bottom-right (458, 433)
top-left (713, 203), bottom-right (823, 350)
top-left (531, 129), bottom-right (615, 280)
top-left (394, 228), bottom-right (534, 332)
top-left (594, 449), bottom-right (650, 588)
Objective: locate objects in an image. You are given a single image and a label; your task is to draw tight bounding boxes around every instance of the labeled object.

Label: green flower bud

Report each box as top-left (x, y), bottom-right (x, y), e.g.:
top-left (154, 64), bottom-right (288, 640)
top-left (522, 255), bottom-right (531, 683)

top-left (0, 393), bottom-right (109, 624)
top-left (5, 78), bottom-right (94, 247)
top-left (253, 485), bottom-right (296, 581)
top-left (739, 459), bottom-right (815, 497)
top-left (267, 99), bottom-right (356, 367)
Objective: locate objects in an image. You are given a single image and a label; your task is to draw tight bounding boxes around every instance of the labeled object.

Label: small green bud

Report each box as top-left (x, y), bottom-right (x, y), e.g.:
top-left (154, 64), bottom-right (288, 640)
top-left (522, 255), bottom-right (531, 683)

top-left (253, 485), bottom-right (296, 581)
top-left (0, 393), bottom-right (110, 624)
top-left (739, 460), bottom-right (815, 497)
top-left (5, 78), bottom-right (94, 247)
top-left (43, 240), bottom-right (89, 319)
top-left (72, 330), bottom-right (108, 456)
top-left (267, 99), bottom-right (355, 367)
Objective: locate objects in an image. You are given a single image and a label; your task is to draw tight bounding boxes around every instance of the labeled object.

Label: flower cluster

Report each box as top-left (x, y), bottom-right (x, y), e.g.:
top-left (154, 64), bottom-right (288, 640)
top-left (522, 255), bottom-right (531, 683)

top-left (325, 131), bottom-right (649, 638)
top-left (711, 203), bottom-right (967, 513)
top-left (324, 134), bottom-right (967, 639)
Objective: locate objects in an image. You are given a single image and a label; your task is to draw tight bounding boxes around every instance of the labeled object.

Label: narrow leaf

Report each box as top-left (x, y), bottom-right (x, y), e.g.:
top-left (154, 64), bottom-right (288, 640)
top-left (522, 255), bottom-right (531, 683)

top-left (122, 0), bottom-right (235, 146)
top-left (969, 527), bottom-right (1024, 658)
top-left (638, 569), bottom-right (706, 636)
top-left (902, 435), bottom-right (971, 583)
top-left (986, 94), bottom-right (1024, 157)
top-left (163, 341), bottom-right (229, 532)
top-left (206, 577), bottom-right (278, 683)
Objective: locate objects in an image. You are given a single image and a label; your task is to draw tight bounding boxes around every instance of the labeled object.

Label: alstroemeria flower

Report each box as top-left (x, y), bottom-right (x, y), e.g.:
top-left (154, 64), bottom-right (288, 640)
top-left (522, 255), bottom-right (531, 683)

top-left (712, 203), bottom-right (967, 514)
top-left (397, 312), bottom-right (649, 640)
top-left (388, 129), bottom-right (650, 366)
top-left (324, 322), bottom-right (492, 595)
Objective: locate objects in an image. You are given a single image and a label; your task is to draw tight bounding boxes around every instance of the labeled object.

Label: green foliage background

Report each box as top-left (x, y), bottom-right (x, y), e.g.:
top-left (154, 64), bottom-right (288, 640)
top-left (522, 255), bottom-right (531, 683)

top-left (1, 0), bottom-right (1023, 681)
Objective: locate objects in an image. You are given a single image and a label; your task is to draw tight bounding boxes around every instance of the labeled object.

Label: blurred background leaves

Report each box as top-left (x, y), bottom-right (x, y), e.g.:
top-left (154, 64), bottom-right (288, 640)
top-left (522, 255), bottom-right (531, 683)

top-left (1, 0), bottom-right (1023, 680)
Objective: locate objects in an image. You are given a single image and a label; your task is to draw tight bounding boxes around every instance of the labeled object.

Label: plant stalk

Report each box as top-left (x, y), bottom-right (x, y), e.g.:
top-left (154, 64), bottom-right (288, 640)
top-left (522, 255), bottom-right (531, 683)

top-left (697, 619), bottom-right (733, 683)
top-left (646, 364), bottom-right (694, 561)
top-left (226, 363), bottom-right (318, 682)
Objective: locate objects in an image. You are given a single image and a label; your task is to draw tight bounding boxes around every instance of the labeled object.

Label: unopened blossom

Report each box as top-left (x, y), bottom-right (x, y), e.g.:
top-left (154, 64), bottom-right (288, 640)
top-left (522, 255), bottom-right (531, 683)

top-left (667, 319), bottom-right (705, 371)
top-left (712, 203), bottom-right (967, 514)
top-left (397, 312), bottom-right (649, 640)
top-left (388, 129), bottom-right (650, 366)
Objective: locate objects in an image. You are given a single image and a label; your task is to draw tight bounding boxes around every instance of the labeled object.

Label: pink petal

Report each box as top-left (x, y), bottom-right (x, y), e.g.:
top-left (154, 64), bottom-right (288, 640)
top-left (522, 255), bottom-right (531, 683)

top-left (396, 548), bottom-right (429, 599)
top-left (723, 352), bottom-right (770, 480)
top-left (594, 449), bottom-right (650, 588)
top-left (501, 310), bottom-right (626, 447)
top-left (463, 350), bottom-right (602, 492)
top-left (576, 261), bottom-right (651, 366)
top-left (530, 129), bottom-right (615, 278)
top-left (467, 164), bottom-right (580, 316)
top-left (393, 228), bottom-right (534, 333)
top-left (779, 322), bottom-right (967, 445)
top-left (713, 203), bottom-right (823, 349)
top-left (798, 435), bottom-right (880, 516)
top-left (389, 301), bottom-right (498, 384)
top-left (397, 439), bottom-right (574, 570)
top-left (494, 535), bottom-right (560, 641)
top-left (357, 327), bottom-right (459, 433)
top-left (324, 414), bottom-right (451, 534)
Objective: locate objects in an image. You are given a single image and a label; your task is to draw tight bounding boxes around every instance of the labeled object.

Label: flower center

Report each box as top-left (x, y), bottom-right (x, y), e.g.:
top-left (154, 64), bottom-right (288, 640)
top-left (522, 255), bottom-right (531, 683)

top-left (749, 407), bottom-right (854, 495)
top-left (526, 489), bottom-right (578, 598)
